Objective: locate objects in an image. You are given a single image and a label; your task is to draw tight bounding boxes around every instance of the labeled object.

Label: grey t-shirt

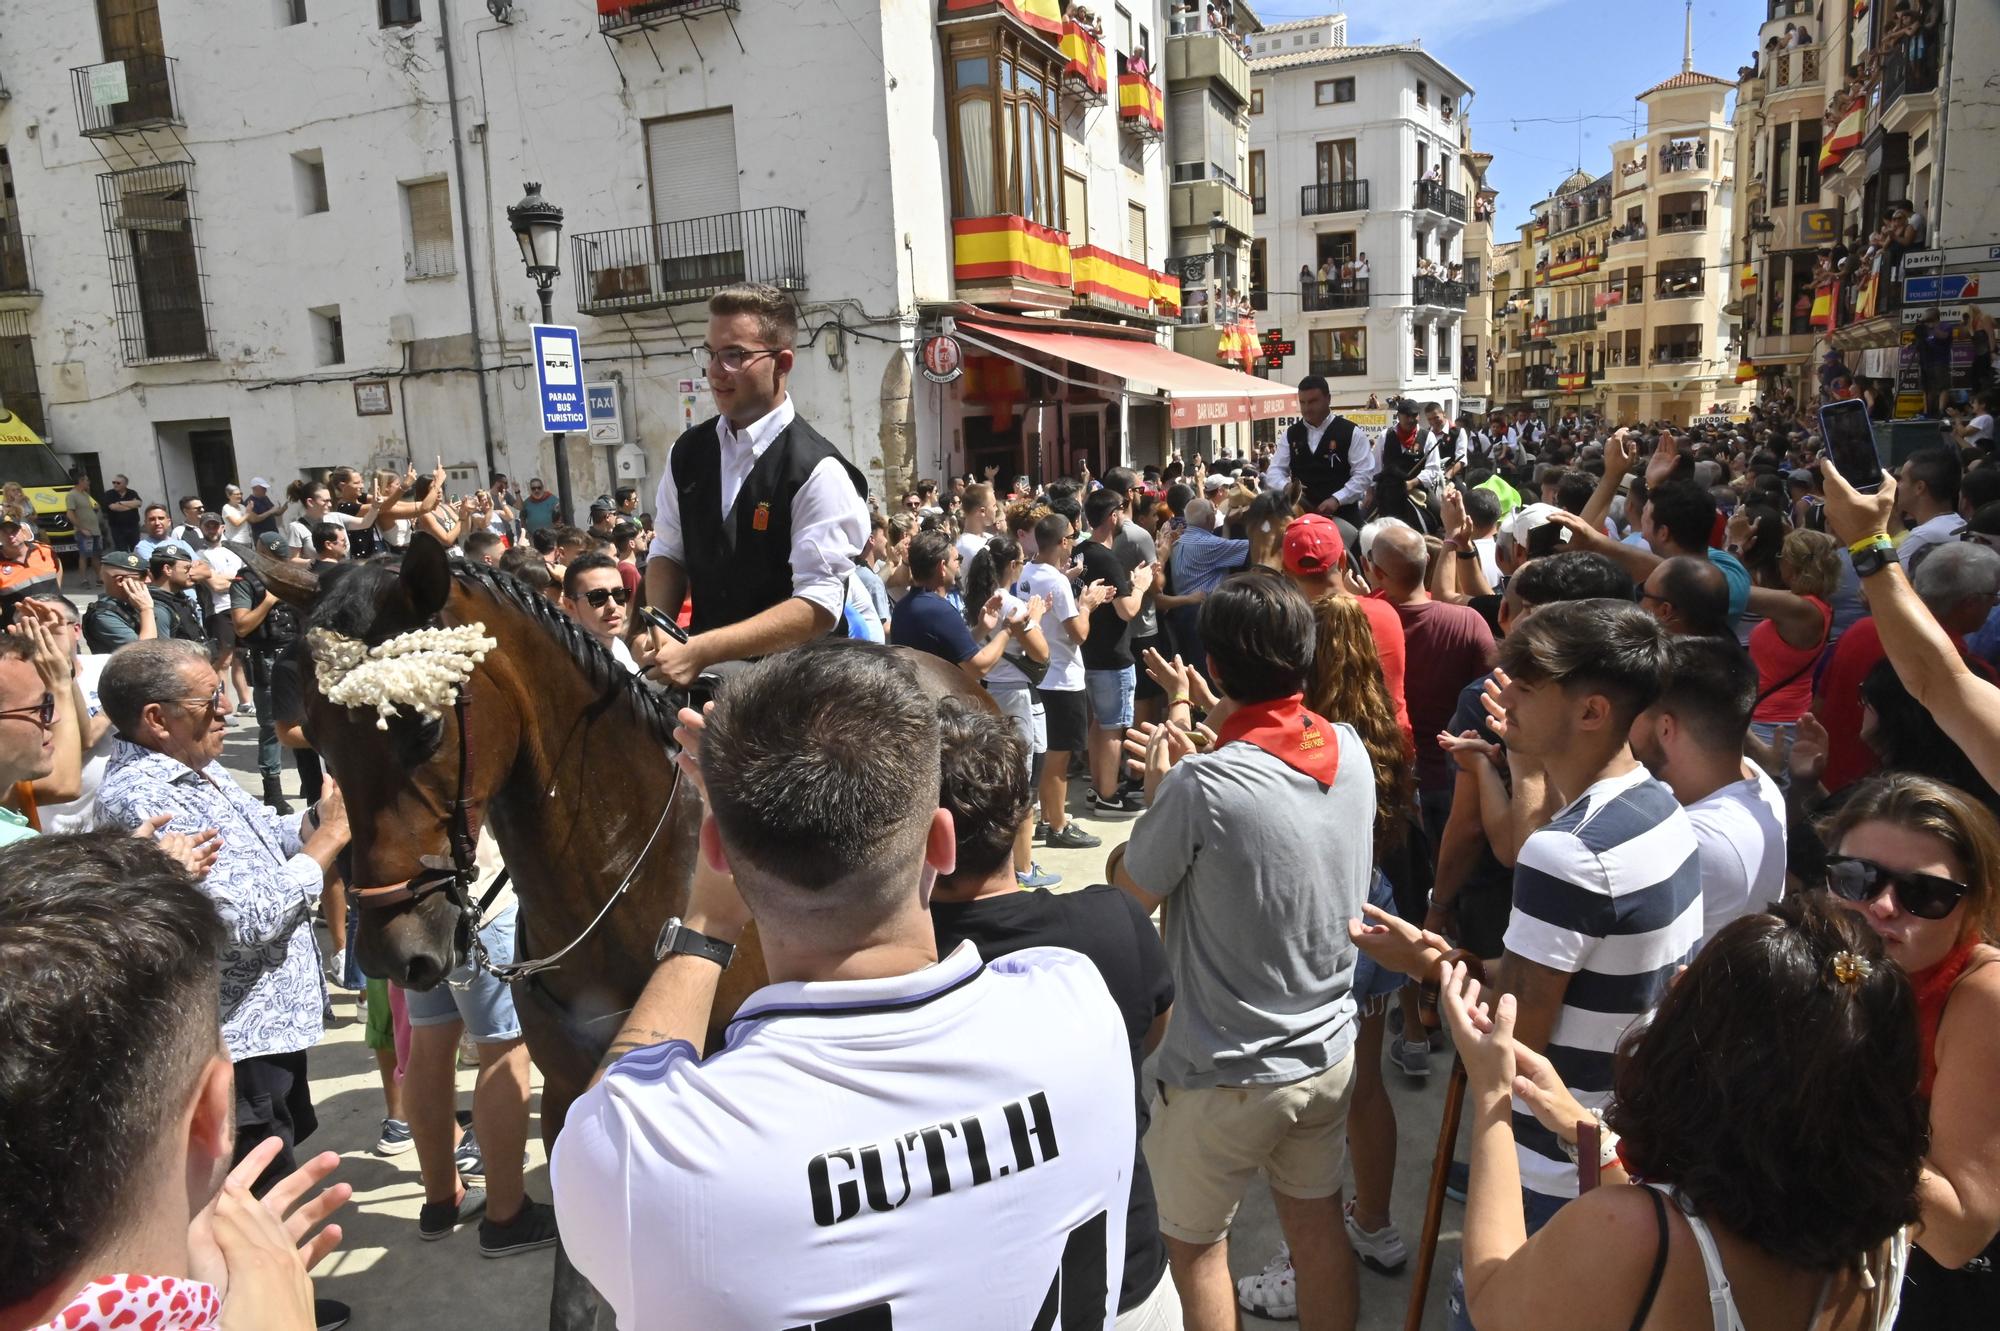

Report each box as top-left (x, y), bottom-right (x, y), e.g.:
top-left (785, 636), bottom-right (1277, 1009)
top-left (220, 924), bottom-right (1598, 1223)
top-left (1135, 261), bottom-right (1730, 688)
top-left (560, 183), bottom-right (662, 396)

top-left (1124, 723), bottom-right (1373, 1089)
top-left (1111, 520), bottom-right (1159, 640)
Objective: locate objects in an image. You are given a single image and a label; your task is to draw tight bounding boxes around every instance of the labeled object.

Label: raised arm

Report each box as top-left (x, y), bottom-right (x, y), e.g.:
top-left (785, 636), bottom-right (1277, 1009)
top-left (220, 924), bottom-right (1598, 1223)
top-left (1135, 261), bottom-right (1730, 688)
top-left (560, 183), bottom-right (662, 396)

top-left (1821, 465), bottom-right (2000, 791)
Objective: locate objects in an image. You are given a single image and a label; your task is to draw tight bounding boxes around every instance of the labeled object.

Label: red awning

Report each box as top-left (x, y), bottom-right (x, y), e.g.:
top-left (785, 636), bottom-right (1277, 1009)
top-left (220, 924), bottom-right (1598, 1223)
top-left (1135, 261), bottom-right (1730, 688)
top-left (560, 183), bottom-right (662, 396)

top-left (955, 319), bottom-right (1296, 429)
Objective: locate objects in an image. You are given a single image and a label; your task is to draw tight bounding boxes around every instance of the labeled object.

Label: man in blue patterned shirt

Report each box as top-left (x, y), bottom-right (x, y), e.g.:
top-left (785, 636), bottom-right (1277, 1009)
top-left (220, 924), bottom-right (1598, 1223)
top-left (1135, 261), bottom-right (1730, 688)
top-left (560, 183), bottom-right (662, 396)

top-left (94, 639), bottom-right (351, 1192)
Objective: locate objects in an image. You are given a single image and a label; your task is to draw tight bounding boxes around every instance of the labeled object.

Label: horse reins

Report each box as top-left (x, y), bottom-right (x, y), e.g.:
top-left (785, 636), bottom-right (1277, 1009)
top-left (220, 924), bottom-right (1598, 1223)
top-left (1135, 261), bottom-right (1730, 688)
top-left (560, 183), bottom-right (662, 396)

top-left (347, 662), bottom-right (683, 987)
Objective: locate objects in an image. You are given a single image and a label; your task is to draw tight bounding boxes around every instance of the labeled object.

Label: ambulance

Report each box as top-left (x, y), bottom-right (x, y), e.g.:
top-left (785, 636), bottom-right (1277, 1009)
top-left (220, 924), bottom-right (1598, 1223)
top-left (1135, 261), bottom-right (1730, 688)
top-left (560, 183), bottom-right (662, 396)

top-left (0, 413), bottom-right (78, 553)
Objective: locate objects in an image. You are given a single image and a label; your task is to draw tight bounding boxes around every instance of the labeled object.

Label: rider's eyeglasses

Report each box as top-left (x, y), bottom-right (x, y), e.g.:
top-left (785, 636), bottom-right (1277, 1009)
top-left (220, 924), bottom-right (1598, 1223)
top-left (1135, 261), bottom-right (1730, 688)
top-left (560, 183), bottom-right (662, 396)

top-left (582, 587), bottom-right (630, 609)
top-left (0, 691), bottom-right (55, 729)
top-left (692, 344), bottom-right (783, 375)
top-left (1824, 854), bottom-right (1970, 921)
top-left (170, 685), bottom-right (227, 717)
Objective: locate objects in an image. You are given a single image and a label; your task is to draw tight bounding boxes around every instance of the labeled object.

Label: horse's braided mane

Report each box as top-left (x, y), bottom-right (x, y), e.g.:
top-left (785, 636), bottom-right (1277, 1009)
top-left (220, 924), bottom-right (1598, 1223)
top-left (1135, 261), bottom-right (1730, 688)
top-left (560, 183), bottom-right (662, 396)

top-left (307, 555), bottom-right (681, 747)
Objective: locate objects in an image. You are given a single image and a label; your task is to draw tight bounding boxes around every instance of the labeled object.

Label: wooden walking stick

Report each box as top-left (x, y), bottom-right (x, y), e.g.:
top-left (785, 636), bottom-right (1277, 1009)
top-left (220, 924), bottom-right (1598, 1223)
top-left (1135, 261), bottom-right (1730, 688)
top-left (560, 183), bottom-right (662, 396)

top-left (1404, 1057), bottom-right (1468, 1331)
top-left (1403, 950), bottom-right (1484, 1331)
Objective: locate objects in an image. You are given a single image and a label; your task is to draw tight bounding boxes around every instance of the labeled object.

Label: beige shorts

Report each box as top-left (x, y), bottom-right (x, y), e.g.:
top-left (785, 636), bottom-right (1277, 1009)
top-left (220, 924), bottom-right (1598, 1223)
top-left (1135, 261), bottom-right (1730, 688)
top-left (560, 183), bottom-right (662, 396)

top-left (1143, 1050), bottom-right (1357, 1245)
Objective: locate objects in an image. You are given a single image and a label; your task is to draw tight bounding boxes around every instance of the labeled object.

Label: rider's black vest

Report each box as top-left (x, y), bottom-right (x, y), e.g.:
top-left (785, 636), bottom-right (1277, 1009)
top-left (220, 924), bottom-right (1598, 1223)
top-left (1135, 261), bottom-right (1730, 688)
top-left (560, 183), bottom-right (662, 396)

top-left (669, 414), bottom-right (868, 635)
top-left (1284, 416), bottom-right (1360, 508)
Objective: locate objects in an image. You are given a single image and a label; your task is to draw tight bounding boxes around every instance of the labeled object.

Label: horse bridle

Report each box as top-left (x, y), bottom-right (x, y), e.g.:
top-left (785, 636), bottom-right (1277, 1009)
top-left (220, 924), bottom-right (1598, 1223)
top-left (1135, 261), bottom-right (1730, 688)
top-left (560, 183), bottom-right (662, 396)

top-left (347, 668), bottom-right (682, 986)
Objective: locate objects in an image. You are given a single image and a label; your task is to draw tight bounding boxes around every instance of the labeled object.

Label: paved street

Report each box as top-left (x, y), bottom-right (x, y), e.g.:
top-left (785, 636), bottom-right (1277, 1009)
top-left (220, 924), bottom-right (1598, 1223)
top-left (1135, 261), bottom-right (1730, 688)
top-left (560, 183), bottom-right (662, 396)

top-left (210, 716), bottom-right (1462, 1330)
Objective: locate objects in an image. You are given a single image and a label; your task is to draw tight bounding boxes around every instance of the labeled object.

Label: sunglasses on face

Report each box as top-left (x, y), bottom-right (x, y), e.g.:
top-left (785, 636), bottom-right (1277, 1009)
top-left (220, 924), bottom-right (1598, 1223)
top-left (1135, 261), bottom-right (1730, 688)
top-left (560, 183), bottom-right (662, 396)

top-left (1824, 854), bottom-right (1969, 920)
top-left (582, 587), bottom-right (630, 609)
top-left (0, 691), bottom-right (55, 729)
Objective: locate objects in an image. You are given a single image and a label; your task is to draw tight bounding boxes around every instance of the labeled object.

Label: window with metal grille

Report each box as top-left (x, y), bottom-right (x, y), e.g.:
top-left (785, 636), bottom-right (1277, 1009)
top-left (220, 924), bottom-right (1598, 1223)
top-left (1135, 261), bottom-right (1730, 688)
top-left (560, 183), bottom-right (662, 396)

top-left (404, 178), bottom-right (455, 278)
top-left (98, 161), bottom-right (212, 365)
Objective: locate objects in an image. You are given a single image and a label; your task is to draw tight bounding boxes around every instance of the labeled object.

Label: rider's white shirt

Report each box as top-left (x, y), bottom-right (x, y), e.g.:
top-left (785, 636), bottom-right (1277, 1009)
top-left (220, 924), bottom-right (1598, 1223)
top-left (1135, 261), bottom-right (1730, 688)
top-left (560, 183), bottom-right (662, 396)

top-left (551, 941), bottom-right (1134, 1330)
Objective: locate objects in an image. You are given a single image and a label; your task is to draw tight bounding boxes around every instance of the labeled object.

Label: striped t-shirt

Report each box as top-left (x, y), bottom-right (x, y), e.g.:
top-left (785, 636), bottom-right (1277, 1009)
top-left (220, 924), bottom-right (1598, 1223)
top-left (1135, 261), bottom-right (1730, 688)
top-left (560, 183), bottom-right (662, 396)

top-left (1503, 763), bottom-right (1702, 1206)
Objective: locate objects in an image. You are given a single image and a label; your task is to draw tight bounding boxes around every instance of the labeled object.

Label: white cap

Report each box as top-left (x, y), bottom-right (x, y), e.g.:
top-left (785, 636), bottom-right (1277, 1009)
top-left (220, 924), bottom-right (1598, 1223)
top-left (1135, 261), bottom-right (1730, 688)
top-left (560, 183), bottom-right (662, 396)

top-left (250, 477), bottom-right (270, 489)
top-left (1504, 502), bottom-right (1571, 550)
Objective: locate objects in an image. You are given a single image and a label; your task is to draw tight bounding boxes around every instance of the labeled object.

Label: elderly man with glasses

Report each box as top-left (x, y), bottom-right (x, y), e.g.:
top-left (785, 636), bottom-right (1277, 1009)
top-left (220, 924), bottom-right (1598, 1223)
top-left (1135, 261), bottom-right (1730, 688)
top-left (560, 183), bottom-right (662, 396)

top-left (94, 639), bottom-right (352, 1192)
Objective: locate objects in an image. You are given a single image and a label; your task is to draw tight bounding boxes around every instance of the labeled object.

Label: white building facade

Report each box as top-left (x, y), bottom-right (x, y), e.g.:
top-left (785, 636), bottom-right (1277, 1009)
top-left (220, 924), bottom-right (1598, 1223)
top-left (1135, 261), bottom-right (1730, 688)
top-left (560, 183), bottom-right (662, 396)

top-left (0, 0), bottom-right (1178, 510)
top-left (1248, 17), bottom-right (1474, 415)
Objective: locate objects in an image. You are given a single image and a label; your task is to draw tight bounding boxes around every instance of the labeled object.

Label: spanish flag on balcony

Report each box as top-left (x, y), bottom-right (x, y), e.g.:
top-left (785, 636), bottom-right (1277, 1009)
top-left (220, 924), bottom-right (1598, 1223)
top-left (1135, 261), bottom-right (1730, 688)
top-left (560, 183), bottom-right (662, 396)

top-left (1070, 244), bottom-right (1152, 312)
top-left (1735, 359), bottom-right (1758, 384)
top-left (1853, 268), bottom-right (1880, 320)
top-left (1739, 263), bottom-right (1759, 296)
top-left (953, 216), bottom-right (1072, 289)
top-left (1118, 73), bottom-right (1164, 131)
top-left (1151, 269), bottom-right (1181, 317)
top-left (1810, 281), bottom-right (1836, 330)
top-left (1819, 103), bottom-right (1864, 173)
top-left (943, 0), bottom-right (1064, 38)
top-left (1060, 20), bottom-right (1109, 94)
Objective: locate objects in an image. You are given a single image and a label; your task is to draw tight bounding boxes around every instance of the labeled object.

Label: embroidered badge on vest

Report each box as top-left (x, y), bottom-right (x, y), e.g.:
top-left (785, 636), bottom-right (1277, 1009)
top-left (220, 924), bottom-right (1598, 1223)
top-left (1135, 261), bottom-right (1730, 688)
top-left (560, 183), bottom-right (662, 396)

top-left (752, 502), bottom-right (771, 532)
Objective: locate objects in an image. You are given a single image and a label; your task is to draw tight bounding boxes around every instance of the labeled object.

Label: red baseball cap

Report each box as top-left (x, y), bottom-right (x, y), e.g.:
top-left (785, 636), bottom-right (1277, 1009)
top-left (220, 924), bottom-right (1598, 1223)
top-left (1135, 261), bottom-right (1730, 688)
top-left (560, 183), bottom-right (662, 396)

top-left (1283, 513), bottom-right (1346, 575)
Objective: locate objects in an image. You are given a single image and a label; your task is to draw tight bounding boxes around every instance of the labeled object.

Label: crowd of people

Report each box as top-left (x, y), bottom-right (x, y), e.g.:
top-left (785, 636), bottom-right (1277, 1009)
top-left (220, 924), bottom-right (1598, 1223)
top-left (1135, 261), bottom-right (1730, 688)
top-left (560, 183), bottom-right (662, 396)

top-left (2, 280), bottom-right (1998, 1331)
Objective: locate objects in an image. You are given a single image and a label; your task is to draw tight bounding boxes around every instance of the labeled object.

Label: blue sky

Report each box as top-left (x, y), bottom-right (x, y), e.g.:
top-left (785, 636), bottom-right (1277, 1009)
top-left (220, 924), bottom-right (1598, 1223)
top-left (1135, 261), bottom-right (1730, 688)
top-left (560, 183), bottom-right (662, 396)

top-left (1244, 0), bottom-right (1766, 232)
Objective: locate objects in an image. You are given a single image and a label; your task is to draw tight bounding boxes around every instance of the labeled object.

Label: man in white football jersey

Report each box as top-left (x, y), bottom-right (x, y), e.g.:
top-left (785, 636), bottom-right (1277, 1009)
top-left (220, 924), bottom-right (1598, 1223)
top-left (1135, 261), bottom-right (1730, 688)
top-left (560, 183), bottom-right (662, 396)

top-left (552, 642), bottom-right (1135, 1328)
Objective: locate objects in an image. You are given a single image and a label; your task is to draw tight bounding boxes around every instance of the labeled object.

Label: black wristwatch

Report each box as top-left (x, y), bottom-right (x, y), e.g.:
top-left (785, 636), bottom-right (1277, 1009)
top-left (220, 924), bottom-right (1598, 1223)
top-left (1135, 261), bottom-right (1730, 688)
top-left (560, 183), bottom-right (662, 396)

top-left (1850, 537), bottom-right (1896, 579)
top-left (653, 916), bottom-right (736, 969)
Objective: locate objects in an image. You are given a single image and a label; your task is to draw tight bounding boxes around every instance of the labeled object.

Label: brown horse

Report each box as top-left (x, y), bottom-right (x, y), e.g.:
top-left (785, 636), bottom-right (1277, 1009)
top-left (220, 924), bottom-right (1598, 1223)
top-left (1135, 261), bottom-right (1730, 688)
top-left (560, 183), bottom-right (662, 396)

top-left (260, 533), bottom-right (988, 1328)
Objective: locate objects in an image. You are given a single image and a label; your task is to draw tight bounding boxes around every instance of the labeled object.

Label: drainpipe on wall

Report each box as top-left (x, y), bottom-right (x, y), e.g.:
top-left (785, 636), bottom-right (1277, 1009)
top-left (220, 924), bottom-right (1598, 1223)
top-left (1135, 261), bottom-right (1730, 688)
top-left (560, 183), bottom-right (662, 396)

top-left (437, 0), bottom-right (499, 478)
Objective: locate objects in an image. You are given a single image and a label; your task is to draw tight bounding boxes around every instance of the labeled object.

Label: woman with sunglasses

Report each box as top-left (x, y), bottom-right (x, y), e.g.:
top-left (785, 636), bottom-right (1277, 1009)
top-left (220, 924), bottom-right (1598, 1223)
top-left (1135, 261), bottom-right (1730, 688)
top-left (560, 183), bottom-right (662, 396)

top-left (1821, 772), bottom-right (2000, 1324)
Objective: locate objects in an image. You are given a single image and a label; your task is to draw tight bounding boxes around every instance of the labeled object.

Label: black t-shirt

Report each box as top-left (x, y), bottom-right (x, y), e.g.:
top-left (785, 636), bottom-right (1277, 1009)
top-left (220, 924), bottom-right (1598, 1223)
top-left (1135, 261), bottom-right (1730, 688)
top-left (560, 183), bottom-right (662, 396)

top-left (1447, 670), bottom-right (1513, 959)
top-left (337, 501), bottom-right (378, 559)
top-left (105, 487), bottom-right (142, 547)
top-left (931, 885), bottom-right (1175, 1314)
top-left (1077, 539), bottom-right (1134, 671)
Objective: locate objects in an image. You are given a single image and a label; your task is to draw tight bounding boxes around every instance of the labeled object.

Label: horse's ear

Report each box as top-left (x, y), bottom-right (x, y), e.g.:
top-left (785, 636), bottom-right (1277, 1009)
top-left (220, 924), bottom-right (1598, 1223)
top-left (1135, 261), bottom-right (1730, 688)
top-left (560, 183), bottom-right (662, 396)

top-left (401, 532), bottom-right (453, 618)
top-left (251, 546), bottom-right (320, 607)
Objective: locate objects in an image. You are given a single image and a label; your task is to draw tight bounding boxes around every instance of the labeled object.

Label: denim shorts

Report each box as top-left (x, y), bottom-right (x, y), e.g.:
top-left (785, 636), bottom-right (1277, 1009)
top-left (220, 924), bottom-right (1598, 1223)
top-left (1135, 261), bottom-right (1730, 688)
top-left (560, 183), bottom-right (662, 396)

top-left (75, 532), bottom-right (101, 556)
top-left (402, 900), bottom-right (523, 1043)
top-left (1085, 665), bottom-right (1136, 731)
top-left (1351, 870), bottom-right (1409, 1015)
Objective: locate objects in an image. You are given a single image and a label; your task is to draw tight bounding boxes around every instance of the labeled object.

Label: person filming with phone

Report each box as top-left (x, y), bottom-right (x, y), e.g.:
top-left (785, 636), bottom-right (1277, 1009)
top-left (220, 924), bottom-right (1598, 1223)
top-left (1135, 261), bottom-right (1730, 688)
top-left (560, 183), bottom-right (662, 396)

top-left (634, 284), bottom-right (869, 690)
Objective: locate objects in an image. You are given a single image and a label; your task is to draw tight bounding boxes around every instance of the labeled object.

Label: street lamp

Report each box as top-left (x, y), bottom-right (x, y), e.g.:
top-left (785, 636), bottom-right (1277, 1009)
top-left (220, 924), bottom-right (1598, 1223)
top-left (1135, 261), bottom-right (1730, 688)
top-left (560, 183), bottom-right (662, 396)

top-left (1208, 209), bottom-right (1227, 325)
top-left (506, 181), bottom-right (575, 524)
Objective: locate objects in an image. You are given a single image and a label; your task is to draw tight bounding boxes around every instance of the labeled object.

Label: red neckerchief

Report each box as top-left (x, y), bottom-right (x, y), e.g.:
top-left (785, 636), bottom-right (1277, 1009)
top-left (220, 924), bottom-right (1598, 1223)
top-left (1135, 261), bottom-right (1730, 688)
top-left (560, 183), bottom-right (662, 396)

top-left (1392, 424), bottom-right (1418, 451)
top-left (1912, 937), bottom-right (1980, 1098)
top-left (1216, 696), bottom-right (1340, 788)
top-left (28, 1274), bottom-right (221, 1331)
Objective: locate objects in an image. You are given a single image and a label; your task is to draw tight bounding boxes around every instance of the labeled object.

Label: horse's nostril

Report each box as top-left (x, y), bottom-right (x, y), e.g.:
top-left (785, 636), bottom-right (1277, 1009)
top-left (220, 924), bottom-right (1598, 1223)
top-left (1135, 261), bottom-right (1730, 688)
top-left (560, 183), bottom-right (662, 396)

top-left (402, 955), bottom-right (444, 991)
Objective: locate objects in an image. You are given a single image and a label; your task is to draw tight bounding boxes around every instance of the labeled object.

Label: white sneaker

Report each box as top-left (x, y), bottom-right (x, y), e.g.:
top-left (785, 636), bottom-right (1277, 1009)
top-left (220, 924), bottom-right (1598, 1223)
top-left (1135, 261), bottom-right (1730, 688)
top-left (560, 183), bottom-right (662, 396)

top-left (325, 948), bottom-right (347, 988)
top-left (1235, 1243), bottom-right (1296, 1320)
top-left (1344, 1201), bottom-right (1410, 1274)
top-left (1390, 1038), bottom-right (1431, 1079)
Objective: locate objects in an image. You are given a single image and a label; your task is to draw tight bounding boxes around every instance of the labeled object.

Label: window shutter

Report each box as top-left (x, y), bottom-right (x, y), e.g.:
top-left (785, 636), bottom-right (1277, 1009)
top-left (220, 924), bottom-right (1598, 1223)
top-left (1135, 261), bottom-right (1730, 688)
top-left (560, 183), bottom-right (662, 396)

top-left (1168, 92), bottom-right (1204, 172)
top-left (648, 111), bottom-right (741, 226)
top-left (1125, 203), bottom-right (1146, 266)
top-left (406, 180), bottom-right (454, 278)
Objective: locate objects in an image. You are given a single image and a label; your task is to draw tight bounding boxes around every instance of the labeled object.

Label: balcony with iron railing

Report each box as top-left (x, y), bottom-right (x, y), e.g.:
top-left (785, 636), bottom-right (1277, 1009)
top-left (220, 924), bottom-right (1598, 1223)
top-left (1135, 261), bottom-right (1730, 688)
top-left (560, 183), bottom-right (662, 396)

top-left (1652, 343), bottom-right (1703, 365)
top-left (71, 54), bottom-right (183, 137)
top-left (1658, 142), bottom-right (1712, 176)
top-left (1657, 211), bottom-right (1708, 235)
top-left (1878, 42), bottom-right (1939, 132)
top-left (1301, 181), bottom-right (1369, 216)
top-left (1655, 275), bottom-right (1705, 301)
top-left (1552, 314), bottom-right (1591, 335)
top-left (598, 0), bottom-right (739, 36)
top-left (1413, 276), bottom-right (1468, 309)
top-left (1415, 180), bottom-right (1467, 223)
top-left (0, 232), bottom-right (36, 301)
top-left (572, 207), bottom-right (806, 316)
top-left (1524, 365), bottom-right (1557, 390)
top-left (1310, 357), bottom-right (1367, 378)
top-left (1302, 278), bottom-right (1369, 312)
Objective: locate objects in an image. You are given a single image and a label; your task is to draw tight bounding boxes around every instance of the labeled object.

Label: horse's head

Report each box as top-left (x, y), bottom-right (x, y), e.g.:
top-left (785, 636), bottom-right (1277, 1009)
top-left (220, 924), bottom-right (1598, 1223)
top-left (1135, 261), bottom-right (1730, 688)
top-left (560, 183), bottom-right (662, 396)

top-left (265, 535), bottom-right (526, 989)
